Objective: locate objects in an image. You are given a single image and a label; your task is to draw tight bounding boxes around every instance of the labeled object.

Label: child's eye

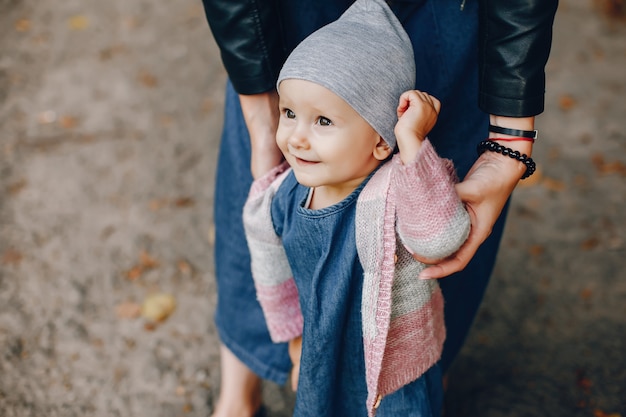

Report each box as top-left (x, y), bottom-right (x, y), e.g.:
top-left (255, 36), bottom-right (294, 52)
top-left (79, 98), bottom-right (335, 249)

top-left (284, 109), bottom-right (295, 119)
top-left (317, 116), bottom-right (332, 126)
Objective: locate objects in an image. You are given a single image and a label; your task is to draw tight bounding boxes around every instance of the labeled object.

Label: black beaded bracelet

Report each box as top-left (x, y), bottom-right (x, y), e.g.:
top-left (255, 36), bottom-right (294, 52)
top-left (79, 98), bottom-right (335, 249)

top-left (477, 140), bottom-right (536, 179)
top-left (488, 124), bottom-right (538, 140)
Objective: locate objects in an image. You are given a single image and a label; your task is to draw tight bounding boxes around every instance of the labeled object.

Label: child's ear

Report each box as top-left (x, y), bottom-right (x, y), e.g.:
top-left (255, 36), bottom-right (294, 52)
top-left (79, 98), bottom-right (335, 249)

top-left (373, 136), bottom-right (393, 161)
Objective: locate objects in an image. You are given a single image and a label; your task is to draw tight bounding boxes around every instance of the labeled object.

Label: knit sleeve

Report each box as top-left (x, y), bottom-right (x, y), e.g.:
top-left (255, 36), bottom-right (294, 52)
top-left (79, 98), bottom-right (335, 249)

top-left (242, 162), bottom-right (303, 342)
top-left (392, 139), bottom-right (471, 260)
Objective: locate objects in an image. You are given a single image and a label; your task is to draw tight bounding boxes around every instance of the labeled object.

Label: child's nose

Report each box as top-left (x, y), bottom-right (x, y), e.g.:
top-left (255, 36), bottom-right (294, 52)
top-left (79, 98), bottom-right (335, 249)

top-left (287, 125), bottom-right (309, 149)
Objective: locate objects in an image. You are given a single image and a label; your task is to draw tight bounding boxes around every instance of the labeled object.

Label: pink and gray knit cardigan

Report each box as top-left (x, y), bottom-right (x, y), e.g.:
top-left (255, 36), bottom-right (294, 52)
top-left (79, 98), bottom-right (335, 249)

top-left (243, 140), bottom-right (471, 416)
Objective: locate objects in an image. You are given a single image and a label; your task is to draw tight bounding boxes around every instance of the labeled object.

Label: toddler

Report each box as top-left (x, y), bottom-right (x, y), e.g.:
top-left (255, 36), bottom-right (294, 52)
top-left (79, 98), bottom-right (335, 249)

top-left (243, 0), bottom-right (471, 415)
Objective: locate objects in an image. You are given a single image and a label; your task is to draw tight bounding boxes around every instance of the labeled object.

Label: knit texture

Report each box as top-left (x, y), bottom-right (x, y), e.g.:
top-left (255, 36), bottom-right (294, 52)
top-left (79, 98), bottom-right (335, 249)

top-left (276, 0), bottom-right (415, 149)
top-left (356, 141), bottom-right (470, 414)
top-left (242, 162), bottom-right (303, 341)
top-left (243, 140), bottom-right (470, 416)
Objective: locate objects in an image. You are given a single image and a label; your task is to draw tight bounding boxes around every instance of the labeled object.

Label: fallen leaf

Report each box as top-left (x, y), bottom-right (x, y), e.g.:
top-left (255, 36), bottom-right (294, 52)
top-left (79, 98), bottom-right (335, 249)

top-left (201, 98), bottom-right (216, 114)
top-left (528, 245), bottom-right (544, 257)
top-left (559, 94), bottom-right (577, 111)
top-left (590, 153), bottom-right (626, 175)
top-left (15, 18), bottom-right (31, 32)
top-left (59, 115), bottom-right (78, 129)
top-left (576, 369), bottom-right (592, 392)
top-left (580, 237), bottom-right (600, 251)
top-left (68, 15), bottom-right (89, 30)
top-left (2, 249), bottom-right (23, 266)
top-left (580, 288), bottom-right (593, 301)
top-left (594, 410), bottom-right (623, 417)
top-left (159, 114), bottom-right (174, 127)
top-left (542, 177), bottom-right (566, 192)
top-left (139, 250), bottom-right (159, 269)
top-left (573, 174), bottom-right (589, 189)
top-left (548, 146), bottom-right (561, 161)
top-left (177, 259), bottom-right (192, 275)
top-left (138, 70), bottom-right (158, 88)
top-left (149, 198), bottom-right (168, 211)
top-left (7, 179), bottom-right (27, 196)
top-left (174, 197), bottom-right (194, 207)
top-left (122, 16), bottom-right (140, 30)
top-left (600, 161), bottom-right (626, 175)
top-left (141, 293), bottom-right (176, 322)
top-left (99, 44), bottom-right (128, 61)
top-left (594, 0), bottom-right (626, 20)
top-left (115, 301), bottom-right (141, 319)
top-left (126, 266), bottom-right (143, 281)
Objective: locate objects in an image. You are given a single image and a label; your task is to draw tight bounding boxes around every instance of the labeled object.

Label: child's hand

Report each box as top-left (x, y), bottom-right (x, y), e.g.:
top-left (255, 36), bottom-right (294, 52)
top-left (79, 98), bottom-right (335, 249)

top-left (394, 90), bottom-right (441, 164)
top-left (288, 336), bottom-right (302, 391)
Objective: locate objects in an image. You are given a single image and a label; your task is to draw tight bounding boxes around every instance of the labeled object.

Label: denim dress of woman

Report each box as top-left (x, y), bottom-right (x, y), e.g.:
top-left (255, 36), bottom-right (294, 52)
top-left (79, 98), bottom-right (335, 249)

top-left (212, 0), bottom-right (508, 386)
top-left (269, 170), bottom-right (443, 417)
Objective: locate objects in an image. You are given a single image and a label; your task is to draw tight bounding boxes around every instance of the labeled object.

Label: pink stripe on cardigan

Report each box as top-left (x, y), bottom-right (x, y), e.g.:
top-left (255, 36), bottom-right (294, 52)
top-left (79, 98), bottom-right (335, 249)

top-left (243, 139), bottom-right (470, 416)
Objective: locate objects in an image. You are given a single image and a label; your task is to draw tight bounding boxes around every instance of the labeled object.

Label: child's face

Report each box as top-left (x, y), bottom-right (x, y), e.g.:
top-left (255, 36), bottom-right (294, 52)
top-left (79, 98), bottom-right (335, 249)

top-left (277, 79), bottom-right (390, 198)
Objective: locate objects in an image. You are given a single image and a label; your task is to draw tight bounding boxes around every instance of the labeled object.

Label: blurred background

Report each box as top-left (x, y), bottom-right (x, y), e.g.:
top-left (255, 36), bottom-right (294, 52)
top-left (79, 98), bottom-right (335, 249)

top-left (0, 0), bottom-right (624, 416)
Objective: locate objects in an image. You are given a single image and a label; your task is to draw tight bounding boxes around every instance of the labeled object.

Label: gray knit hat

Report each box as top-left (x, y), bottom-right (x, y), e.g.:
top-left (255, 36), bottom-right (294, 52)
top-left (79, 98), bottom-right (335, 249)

top-left (277, 0), bottom-right (415, 149)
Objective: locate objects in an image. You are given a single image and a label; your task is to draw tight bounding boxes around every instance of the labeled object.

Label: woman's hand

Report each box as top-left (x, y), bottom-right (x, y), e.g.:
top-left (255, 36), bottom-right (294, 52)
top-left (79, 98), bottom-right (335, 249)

top-left (288, 336), bottom-right (302, 391)
top-left (418, 115), bottom-right (534, 279)
top-left (238, 91), bottom-right (284, 179)
top-left (394, 90), bottom-right (441, 164)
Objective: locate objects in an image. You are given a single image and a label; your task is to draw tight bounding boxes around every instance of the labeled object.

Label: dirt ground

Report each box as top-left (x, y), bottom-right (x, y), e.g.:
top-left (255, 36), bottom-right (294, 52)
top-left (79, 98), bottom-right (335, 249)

top-left (0, 0), bottom-right (624, 416)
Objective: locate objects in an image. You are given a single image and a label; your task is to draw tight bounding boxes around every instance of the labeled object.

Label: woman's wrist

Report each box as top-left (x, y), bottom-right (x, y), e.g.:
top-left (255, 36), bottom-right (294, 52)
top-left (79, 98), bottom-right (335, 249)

top-left (484, 115), bottom-right (536, 180)
top-left (488, 115), bottom-right (534, 151)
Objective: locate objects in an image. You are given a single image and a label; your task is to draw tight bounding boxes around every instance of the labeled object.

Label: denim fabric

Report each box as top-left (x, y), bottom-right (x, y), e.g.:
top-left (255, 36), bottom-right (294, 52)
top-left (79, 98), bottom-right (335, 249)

top-left (213, 83), bottom-right (291, 384)
top-left (271, 172), bottom-right (442, 416)
top-left (212, 0), bottom-right (507, 385)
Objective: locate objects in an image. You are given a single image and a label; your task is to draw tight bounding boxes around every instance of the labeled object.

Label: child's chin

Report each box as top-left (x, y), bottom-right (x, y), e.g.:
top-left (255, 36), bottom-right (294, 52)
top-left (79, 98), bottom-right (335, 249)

top-left (292, 172), bottom-right (318, 188)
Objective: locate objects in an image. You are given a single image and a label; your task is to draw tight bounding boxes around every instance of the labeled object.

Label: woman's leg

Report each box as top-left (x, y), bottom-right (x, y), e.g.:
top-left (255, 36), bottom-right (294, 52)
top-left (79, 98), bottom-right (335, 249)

top-left (211, 81), bottom-right (291, 415)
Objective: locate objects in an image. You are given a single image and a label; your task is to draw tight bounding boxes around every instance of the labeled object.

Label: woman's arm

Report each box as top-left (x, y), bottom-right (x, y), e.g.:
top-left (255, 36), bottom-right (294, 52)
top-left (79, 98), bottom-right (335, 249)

top-left (420, 0), bottom-right (558, 279)
top-left (201, 0), bottom-right (285, 95)
top-left (202, 1), bottom-right (285, 178)
top-left (238, 91), bottom-right (284, 179)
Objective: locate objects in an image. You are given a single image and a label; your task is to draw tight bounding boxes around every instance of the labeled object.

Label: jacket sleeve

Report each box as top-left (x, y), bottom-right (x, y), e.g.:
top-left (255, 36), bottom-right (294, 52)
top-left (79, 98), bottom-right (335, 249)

top-left (478, 0), bottom-right (559, 117)
top-left (201, 0), bottom-right (286, 94)
top-left (392, 140), bottom-right (471, 260)
top-left (242, 162), bottom-right (303, 342)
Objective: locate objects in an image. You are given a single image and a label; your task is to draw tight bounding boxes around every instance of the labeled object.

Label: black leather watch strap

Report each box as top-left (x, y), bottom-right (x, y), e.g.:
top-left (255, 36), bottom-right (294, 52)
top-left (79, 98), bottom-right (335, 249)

top-left (488, 124), bottom-right (538, 140)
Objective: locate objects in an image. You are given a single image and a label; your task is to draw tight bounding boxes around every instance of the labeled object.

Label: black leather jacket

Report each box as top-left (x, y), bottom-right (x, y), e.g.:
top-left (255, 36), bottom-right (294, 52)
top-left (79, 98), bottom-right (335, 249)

top-left (202, 0), bottom-right (557, 117)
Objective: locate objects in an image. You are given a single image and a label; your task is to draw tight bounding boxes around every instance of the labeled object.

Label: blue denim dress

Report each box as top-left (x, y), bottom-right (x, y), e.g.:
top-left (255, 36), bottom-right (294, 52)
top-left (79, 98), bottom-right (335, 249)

top-left (270, 172), bottom-right (442, 417)
top-left (213, 0), bottom-right (509, 385)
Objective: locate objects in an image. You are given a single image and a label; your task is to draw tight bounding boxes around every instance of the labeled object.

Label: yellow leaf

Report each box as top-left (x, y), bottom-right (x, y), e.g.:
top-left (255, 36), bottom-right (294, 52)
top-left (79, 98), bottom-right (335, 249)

top-left (68, 15), bottom-right (89, 30)
top-left (141, 293), bottom-right (176, 323)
